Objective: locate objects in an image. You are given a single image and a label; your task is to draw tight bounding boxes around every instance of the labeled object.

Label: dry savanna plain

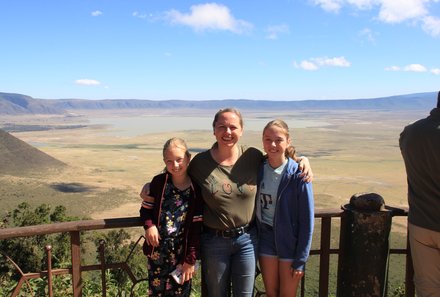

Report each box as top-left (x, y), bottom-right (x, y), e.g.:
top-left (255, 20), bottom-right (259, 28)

top-left (1, 107), bottom-right (425, 232)
top-left (1, 107), bottom-right (428, 294)
top-left (0, 106), bottom-right (427, 236)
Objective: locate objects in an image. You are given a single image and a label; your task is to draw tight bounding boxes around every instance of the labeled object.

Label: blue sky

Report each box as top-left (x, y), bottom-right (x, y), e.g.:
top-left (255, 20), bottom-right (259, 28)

top-left (1, 0), bottom-right (439, 101)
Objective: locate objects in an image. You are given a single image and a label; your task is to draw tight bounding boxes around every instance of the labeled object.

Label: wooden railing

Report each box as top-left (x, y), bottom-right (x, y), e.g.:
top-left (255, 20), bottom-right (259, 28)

top-left (305, 206), bottom-right (413, 297)
top-left (0, 206), bottom-right (413, 297)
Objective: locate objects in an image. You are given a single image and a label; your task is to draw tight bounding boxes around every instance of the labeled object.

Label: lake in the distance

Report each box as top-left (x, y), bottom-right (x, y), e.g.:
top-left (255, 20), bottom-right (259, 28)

top-left (87, 115), bottom-right (329, 136)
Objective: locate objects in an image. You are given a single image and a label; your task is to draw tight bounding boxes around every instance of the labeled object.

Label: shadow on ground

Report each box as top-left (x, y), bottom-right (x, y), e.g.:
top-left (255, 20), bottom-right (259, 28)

top-left (50, 182), bottom-right (95, 193)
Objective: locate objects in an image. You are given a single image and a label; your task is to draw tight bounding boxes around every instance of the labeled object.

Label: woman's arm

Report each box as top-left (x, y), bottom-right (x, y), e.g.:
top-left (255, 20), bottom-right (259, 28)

top-left (139, 182), bottom-right (150, 200)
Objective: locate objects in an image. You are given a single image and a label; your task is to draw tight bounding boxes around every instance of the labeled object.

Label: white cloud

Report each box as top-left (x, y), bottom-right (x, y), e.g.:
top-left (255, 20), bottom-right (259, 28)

top-left (265, 24), bottom-right (290, 40)
top-left (311, 0), bottom-right (344, 13)
top-left (347, 0), bottom-right (377, 10)
top-left (422, 15), bottom-right (440, 37)
top-left (295, 56), bottom-right (351, 70)
top-left (313, 0), bottom-right (379, 12)
top-left (314, 56), bottom-right (351, 67)
top-left (133, 11), bottom-right (147, 19)
top-left (404, 64), bottom-right (427, 72)
top-left (385, 65), bottom-right (401, 71)
top-left (165, 3), bottom-right (253, 34)
top-left (312, 0), bottom-right (439, 36)
top-left (359, 27), bottom-right (377, 43)
top-left (91, 10), bottom-right (102, 17)
top-left (385, 64), bottom-right (440, 74)
top-left (294, 60), bottom-right (319, 70)
top-left (75, 79), bottom-right (101, 86)
top-left (378, 0), bottom-right (427, 23)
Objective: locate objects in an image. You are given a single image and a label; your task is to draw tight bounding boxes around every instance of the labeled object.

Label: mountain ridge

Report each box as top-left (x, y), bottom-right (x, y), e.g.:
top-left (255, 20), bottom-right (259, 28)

top-left (0, 91), bottom-right (437, 115)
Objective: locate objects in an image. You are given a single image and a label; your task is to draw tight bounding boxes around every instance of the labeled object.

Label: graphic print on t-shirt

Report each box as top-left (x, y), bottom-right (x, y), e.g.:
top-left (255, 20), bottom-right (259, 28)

top-left (260, 190), bottom-right (273, 210)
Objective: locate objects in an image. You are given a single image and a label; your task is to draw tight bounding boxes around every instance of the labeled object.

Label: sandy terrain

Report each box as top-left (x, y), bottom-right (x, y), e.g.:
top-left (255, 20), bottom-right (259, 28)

top-left (90, 202), bottom-right (141, 219)
top-left (1, 108), bottom-right (427, 228)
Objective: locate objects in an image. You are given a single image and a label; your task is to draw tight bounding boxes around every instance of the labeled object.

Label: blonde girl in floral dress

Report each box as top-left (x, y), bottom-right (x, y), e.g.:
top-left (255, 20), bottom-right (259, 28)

top-left (140, 138), bottom-right (203, 296)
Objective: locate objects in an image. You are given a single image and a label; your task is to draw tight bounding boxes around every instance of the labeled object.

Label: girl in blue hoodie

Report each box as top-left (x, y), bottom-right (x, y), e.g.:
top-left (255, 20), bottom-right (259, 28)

top-left (256, 119), bottom-right (314, 297)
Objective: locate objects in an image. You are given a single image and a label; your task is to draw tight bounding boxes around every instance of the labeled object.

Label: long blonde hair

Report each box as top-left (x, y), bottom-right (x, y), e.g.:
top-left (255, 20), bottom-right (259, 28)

top-left (262, 119), bottom-right (297, 161)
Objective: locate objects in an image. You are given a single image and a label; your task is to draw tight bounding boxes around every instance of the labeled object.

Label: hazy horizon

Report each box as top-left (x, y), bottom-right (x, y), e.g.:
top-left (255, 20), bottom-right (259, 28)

top-left (3, 90), bottom-right (438, 102)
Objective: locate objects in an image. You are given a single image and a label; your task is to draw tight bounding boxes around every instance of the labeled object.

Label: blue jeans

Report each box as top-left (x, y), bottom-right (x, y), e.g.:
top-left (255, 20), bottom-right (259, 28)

top-left (201, 226), bottom-right (258, 297)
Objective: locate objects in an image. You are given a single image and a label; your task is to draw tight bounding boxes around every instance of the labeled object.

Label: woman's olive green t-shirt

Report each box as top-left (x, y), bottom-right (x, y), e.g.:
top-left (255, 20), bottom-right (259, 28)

top-left (188, 145), bottom-right (263, 230)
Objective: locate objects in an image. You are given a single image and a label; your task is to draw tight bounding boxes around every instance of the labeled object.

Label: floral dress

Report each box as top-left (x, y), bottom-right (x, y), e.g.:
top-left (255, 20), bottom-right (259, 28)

top-left (147, 182), bottom-right (192, 297)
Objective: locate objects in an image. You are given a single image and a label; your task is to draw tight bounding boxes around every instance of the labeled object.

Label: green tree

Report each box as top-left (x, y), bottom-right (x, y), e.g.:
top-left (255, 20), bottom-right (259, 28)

top-left (0, 203), bottom-right (79, 280)
top-left (92, 229), bottom-right (148, 296)
top-left (0, 203), bottom-right (150, 296)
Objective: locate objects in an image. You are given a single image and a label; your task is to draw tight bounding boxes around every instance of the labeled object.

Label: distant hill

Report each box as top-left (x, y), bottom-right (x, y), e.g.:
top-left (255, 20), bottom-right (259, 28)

top-left (0, 91), bottom-right (437, 115)
top-left (0, 93), bottom-right (65, 115)
top-left (0, 129), bottom-right (66, 175)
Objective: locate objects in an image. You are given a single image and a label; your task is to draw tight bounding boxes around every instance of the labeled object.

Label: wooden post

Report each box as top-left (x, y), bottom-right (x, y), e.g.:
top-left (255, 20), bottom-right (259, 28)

top-left (405, 232), bottom-right (415, 297)
top-left (99, 240), bottom-right (107, 297)
top-left (70, 231), bottom-right (82, 297)
top-left (45, 245), bottom-right (53, 297)
top-left (319, 217), bottom-right (331, 297)
top-left (337, 193), bottom-right (392, 297)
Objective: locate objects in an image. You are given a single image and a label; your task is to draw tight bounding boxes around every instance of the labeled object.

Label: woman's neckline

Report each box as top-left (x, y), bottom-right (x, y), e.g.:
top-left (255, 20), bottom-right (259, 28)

top-left (210, 145), bottom-right (241, 167)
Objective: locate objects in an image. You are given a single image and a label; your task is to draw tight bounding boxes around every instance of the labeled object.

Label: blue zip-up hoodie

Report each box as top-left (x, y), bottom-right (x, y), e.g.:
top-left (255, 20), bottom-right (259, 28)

top-left (256, 157), bottom-right (314, 271)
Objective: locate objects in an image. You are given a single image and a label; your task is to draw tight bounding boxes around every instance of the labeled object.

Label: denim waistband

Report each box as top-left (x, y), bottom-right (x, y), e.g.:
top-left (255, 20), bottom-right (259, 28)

top-left (204, 222), bottom-right (254, 238)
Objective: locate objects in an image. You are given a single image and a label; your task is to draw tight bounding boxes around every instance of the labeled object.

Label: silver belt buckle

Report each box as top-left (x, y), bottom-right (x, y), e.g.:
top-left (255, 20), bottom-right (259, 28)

top-left (237, 226), bottom-right (244, 236)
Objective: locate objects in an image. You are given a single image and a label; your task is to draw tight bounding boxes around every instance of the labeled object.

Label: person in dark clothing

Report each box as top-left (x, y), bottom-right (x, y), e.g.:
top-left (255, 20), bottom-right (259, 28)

top-left (399, 91), bottom-right (440, 297)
